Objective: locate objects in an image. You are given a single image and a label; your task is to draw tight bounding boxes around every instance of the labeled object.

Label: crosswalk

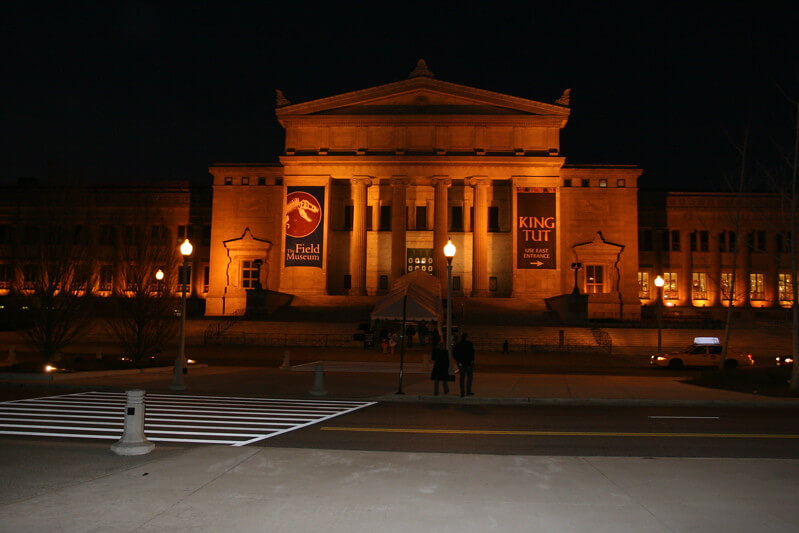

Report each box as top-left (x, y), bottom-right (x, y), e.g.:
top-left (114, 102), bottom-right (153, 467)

top-left (0, 391), bottom-right (375, 446)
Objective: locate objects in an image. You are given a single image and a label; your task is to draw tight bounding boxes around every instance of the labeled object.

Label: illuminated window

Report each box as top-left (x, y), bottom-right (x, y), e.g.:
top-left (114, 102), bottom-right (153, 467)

top-left (720, 271), bottom-right (734, 302)
top-left (692, 272), bottom-right (707, 300)
top-left (240, 260), bottom-right (260, 290)
top-left (585, 265), bottom-right (604, 294)
top-left (749, 273), bottom-right (765, 300)
top-left (663, 272), bottom-right (678, 300)
top-left (407, 249), bottom-right (434, 275)
top-left (599, 179), bottom-right (607, 187)
top-left (779, 273), bottom-right (793, 303)
top-left (224, 177), bottom-right (233, 185)
top-left (99, 265), bottom-right (113, 292)
top-left (638, 271), bottom-right (650, 299)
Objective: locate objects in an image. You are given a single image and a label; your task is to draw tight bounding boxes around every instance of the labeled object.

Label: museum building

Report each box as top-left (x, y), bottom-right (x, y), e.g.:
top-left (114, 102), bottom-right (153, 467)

top-left (0, 62), bottom-right (794, 319)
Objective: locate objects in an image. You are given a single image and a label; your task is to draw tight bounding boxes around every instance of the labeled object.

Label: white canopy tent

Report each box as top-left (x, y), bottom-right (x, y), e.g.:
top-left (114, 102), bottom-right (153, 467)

top-left (370, 270), bottom-right (443, 323)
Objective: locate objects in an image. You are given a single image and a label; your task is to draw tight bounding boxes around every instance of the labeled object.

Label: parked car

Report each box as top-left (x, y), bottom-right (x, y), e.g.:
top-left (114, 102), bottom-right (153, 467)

top-left (650, 337), bottom-right (754, 369)
top-left (775, 354), bottom-right (794, 367)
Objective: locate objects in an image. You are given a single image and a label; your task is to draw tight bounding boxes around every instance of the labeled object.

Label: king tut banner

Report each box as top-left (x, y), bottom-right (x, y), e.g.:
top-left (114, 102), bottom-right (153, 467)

top-left (284, 186), bottom-right (324, 268)
top-left (517, 188), bottom-right (556, 269)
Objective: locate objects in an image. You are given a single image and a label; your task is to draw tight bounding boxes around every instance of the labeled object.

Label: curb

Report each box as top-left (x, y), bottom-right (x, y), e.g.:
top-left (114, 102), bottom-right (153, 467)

top-left (0, 364), bottom-right (208, 383)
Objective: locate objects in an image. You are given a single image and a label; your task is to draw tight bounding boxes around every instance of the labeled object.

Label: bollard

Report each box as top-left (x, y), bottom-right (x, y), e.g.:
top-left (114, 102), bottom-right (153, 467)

top-left (280, 349), bottom-right (291, 369)
top-left (111, 390), bottom-right (155, 456)
top-left (309, 364), bottom-right (328, 396)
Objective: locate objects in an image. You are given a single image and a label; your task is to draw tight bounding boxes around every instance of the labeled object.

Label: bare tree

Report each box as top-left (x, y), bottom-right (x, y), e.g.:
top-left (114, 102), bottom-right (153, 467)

top-left (103, 202), bottom-right (180, 365)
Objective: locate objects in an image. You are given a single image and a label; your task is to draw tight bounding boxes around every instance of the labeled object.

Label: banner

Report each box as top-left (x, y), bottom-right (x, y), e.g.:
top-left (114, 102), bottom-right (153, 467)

top-left (517, 188), bottom-right (556, 269)
top-left (284, 186), bottom-right (324, 268)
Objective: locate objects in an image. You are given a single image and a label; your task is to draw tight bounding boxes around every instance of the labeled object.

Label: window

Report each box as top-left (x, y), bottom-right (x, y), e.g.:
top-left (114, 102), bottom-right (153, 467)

top-left (0, 263), bottom-right (9, 289)
top-left (700, 231), bottom-right (708, 251)
top-left (240, 260), bottom-right (260, 290)
top-left (378, 275), bottom-right (388, 290)
top-left (151, 225), bottom-right (168, 246)
top-left (241, 176), bottom-right (249, 185)
top-left (379, 206), bottom-right (391, 231)
top-left (639, 229), bottom-right (653, 251)
top-left (99, 264), bottom-right (113, 291)
top-left (343, 205), bottom-right (354, 230)
top-left (449, 206), bottom-right (462, 231)
top-left (366, 206), bottom-right (373, 231)
top-left (488, 206), bottom-right (500, 232)
top-left (453, 275), bottom-right (461, 291)
top-left (489, 276), bottom-right (498, 292)
top-left (670, 230), bottom-right (680, 251)
top-left (663, 272), bottom-right (678, 300)
top-left (777, 232), bottom-right (792, 253)
top-left (692, 272), bottom-right (708, 300)
top-left (343, 275), bottom-right (351, 290)
top-left (275, 178), bottom-right (283, 186)
top-left (563, 179), bottom-right (572, 187)
top-left (416, 206), bottom-right (428, 230)
top-left (177, 225), bottom-right (192, 242)
top-left (585, 265), bottom-right (604, 294)
top-left (258, 177), bottom-right (266, 186)
top-left (690, 232), bottom-right (697, 252)
top-left (778, 273), bottom-right (793, 303)
top-left (581, 179), bottom-right (590, 187)
top-left (638, 271), bottom-right (650, 299)
top-left (23, 264), bottom-right (38, 289)
top-left (617, 179), bottom-right (626, 187)
top-left (750, 273), bottom-right (765, 300)
top-left (203, 265), bottom-right (210, 293)
top-left (201, 225), bottom-right (211, 246)
top-left (720, 231), bottom-right (736, 252)
top-left (0, 225), bottom-right (11, 245)
top-left (753, 231), bottom-right (766, 252)
top-left (99, 225), bottom-right (117, 246)
top-left (599, 179), bottom-right (608, 187)
top-left (720, 271), bottom-right (734, 302)
top-left (177, 265), bottom-right (192, 293)
top-left (407, 248), bottom-right (434, 274)
top-left (224, 177), bottom-right (233, 185)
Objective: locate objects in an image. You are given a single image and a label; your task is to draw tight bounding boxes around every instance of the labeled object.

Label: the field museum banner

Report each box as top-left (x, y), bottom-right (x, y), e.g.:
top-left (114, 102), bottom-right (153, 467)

top-left (284, 186), bottom-right (324, 268)
top-left (516, 187), bottom-right (556, 269)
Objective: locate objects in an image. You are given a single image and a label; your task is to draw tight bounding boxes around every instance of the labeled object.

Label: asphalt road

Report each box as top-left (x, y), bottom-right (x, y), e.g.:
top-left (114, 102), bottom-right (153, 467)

top-left (261, 403), bottom-right (799, 459)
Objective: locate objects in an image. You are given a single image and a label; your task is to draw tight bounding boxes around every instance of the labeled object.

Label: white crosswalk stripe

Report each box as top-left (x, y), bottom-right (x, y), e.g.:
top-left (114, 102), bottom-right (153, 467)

top-left (0, 391), bottom-right (375, 446)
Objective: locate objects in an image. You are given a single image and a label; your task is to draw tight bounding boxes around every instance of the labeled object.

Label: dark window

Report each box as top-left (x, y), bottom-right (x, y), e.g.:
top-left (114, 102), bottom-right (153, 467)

top-left (450, 206), bottom-right (463, 231)
top-left (581, 179), bottom-right (590, 187)
top-left (729, 231), bottom-right (736, 252)
top-left (241, 176), bottom-right (249, 185)
top-left (617, 179), bottom-right (626, 187)
top-left (0, 225), bottom-right (10, 245)
top-left (366, 206), bottom-right (373, 231)
top-left (203, 265), bottom-right (210, 292)
top-left (343, 205), bottom-right (354, 230)
top-left (379, 206), bottom-right (391, 231)
top-left (639, 229), bottom-right (653, 252)
top-left (343, 275), bottom-right (351, 290)
top-left (151, 226), bottom-right (168, 246)
top-left (378, 275), bottom-right (388, 290)
top-left (178, 265), bottom-right (192, 292)
top-left (756, 231), bottom-right (766, 252)
top-left (671, 230), bottom-right (680, 251)
top-left (453, 275), bottom-right (461, 291)
top-left (258, 177), bottom-right (266, 186)
top-left (777, 232), bottom-right (792, 253)
top-left (690, 232), bottom-right (697, 252)
top-left (700, 230), bottom-right (709, 251)
top-left (202, 225), bottom-right (211, 246)
top-left (563, 179), bottom-right (572, 187)
top-left (721, 230), bottom-right (737, 252)
top-left (488, 206), bottom-right (500, 232)
top-left (416, 206), bottom-right (428, 230)
top-left (660, 230), bottom-right (669, 251)
top-left (275, 178), bottom-right (283, 186)
top-left (99, 225), bottom-right (116, 246)
top-left (489, 276), bottom-right (498, 291)
top-left (224, 177), bottom-right (233, 185)
top-left (241, 260), bottom-right (260, 290)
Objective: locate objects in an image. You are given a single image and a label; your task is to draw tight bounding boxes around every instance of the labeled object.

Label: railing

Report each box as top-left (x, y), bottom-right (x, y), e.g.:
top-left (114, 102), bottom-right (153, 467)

top-left (203, 330), bottom-right (361, 348)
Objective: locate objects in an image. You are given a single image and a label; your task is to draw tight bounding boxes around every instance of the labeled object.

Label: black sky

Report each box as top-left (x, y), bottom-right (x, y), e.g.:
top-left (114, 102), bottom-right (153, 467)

top-left (3, 2), bottom-right (798, 191)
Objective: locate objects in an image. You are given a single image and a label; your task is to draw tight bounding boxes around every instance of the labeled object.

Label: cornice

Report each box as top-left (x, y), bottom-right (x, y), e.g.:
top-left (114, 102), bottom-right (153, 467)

top-left (280, 115), bottom-right (566, 128)
top-left (279, 155), bottom-right (566, 169)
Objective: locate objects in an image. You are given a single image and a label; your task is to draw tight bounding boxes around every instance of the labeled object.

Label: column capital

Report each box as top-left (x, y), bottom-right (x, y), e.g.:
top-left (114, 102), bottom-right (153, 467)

top-left (467, 176), bottom-right (491, 188)
top-left (389, 176), bottom-right (410, 187)
top-left (350, 176), bottom-right (373, 187)
top-left (429, 176), bottom-right (452, 188)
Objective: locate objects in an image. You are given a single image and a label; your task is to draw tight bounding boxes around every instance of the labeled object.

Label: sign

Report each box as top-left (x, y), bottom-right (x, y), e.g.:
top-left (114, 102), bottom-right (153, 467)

top-left (284, 186), bottom-right (324, 267)
top-left (517, 188), bottom-right (556, 269)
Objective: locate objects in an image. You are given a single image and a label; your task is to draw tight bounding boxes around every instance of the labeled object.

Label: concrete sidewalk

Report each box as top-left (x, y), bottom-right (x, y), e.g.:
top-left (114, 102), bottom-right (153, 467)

top-left (1, 442), bottom-right (798, 532)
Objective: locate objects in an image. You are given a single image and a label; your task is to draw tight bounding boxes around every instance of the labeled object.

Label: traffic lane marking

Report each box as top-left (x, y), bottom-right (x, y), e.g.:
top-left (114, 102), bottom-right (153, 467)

top-left (320, 427), bottom-right (799, 439)
top-left (648, 416), bottom-right (720, 419)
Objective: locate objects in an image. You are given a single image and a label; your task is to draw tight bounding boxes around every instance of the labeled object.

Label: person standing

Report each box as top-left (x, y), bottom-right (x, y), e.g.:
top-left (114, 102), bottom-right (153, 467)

top-left (454, 333), bottom-right (475, 397)
top-left (430, 341), bottom-right (450, 395)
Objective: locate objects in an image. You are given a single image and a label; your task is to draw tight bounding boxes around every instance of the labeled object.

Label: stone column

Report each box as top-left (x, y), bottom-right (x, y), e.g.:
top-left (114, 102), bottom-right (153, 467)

top-left (469, 177), bottom-right (490, 296)
top-left (679, 229), bottom-right (692, 306)
top-left (431, 177), bottom-right (451, 281)
top-left (349, 177), bottom-right (371, 295)
top-left (710, 230), bottom-right (721, 307)
top-left (735, 230), bottom-right (750, 307)
top-left (765, 231), bottom-right (778, 307)
top-left (390, 177), bottom-right (408, 286)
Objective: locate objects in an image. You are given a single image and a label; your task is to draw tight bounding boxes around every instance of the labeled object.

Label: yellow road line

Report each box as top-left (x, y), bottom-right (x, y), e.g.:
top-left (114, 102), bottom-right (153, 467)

top-left (320, 427), bottom-right (799, 439)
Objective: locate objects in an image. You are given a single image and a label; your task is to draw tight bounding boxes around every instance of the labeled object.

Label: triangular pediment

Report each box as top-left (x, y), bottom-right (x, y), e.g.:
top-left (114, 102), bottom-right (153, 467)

top-left (276, 77), bottom-right (569, 118)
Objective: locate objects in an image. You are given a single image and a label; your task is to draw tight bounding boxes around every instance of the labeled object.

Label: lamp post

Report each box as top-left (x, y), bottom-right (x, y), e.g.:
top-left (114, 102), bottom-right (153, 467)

top-left (654, 275), bottom-right (665, 353)
top-left (444, 239), bottom-right (456, 367)
top-left (155, 268), bottom-right (164, 296)
top-left (170, 239), bottom-right (192, 391)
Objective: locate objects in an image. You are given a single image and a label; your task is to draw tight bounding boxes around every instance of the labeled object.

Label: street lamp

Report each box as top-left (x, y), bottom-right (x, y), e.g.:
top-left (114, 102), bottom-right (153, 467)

top-left (444, 239), bottom-right (456, 368)
top-left (654, 275), bottom-right (665, 353)
top-left (170, 239), bottom-right (192, 391)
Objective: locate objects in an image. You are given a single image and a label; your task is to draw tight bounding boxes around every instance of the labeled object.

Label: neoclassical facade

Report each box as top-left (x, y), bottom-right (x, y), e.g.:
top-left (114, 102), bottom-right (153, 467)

top-left (205, 62), bottom-right (643, 319)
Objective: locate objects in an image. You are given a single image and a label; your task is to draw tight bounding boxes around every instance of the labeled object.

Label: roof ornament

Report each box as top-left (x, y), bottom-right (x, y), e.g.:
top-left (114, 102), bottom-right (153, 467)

top-left (555, 88), bottom-right (571, 107)
top-left (275, 89), bottom-right (291, 107)
top-left (409, 59), bottom-right (434, 79)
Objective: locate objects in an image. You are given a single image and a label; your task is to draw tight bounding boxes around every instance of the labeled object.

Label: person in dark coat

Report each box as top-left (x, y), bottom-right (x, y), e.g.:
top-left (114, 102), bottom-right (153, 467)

top-left (430, 341), bottom-right (450, 395)
top-left (454, 332), bottom-right (475, 397)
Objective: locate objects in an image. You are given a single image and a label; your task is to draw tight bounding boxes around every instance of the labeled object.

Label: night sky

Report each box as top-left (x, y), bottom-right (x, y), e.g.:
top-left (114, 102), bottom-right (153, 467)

top-left (4, 2), bottom-right (798, 192)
